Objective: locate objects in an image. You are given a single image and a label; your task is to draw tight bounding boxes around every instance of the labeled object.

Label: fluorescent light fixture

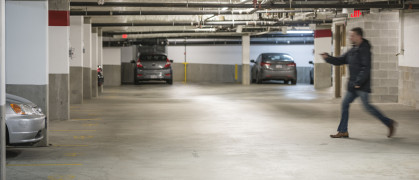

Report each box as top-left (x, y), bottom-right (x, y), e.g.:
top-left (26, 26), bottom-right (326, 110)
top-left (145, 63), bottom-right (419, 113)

top-left (193, 28), bottom-right (217, 32)
top-left (287, 30), bottom-right (314, 34)
top-left (221, 7), bottom-right (228, 10)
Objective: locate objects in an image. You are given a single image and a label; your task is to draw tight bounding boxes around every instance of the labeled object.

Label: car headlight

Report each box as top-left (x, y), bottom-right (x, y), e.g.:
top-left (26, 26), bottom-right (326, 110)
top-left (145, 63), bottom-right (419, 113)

top-left (10, 104), bottom-right (38, 115)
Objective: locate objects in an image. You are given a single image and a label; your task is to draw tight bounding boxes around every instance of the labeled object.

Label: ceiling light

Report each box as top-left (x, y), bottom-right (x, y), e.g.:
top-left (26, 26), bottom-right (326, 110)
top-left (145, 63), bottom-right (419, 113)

top-left (221, 7), bottom-right (228, 10)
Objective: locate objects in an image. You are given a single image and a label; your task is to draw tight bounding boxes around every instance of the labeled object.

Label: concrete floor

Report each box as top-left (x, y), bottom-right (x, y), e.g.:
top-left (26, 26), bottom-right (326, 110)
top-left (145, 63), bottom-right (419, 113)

top-left (6, 82), bottom-right (419, 180)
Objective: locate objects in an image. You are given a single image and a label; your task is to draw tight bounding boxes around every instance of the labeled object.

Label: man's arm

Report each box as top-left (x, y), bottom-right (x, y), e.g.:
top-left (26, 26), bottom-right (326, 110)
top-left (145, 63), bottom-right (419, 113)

top-left (322, 52), bottom-right (349, 66)
top-left (354, 47), bottom-right (371, 87)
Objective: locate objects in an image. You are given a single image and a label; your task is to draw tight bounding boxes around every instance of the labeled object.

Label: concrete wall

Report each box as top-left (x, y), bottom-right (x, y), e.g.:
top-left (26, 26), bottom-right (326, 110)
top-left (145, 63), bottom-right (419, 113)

top-left (103, 48), bottom-right (121, 86)
top-left (398, 11), bottom-right (419, 109)
top-left (346, 11), bottom-right (400, 103)
top-left (166, 45), bottom-right (313, 84)
top-left (168, 45), bottom-right (314, 66)
top-left (69, 16), bottom-right (84, 104)
top-left (121, 46), bottom-right (137, 84)
top-left (171, 63), bottom-right (311, 84)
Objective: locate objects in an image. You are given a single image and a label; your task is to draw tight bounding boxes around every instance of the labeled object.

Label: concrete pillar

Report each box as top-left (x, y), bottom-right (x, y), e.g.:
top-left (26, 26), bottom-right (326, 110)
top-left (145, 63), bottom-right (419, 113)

top-left (6, 0), bottom-right (49, 146)
top-left (70, 16), bottom-right (84, 104)
top-left (91, 29), bottom-right (98, 97)
top-left (313, 27), bottom-right (333, 89)
top-left (121, 46), bottom-right (137, 84)
top-left (103, 48), bottom-right (122, 86)
top-left (98, 29), bottom-right (104, 93)
top-left (48, 0), bottom-right (70, 121)
top-left (0, 0), bottom-right (5, 178)
top-left (242, 35), bottom-right (251, 85)
top-left (83, 17), bottom-right (92, 99)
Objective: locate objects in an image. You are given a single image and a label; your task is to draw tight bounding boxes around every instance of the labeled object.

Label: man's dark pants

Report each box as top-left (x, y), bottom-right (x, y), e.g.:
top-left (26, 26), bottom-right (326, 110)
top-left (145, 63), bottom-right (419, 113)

top-left (338, 90), bottom-right (393, 133)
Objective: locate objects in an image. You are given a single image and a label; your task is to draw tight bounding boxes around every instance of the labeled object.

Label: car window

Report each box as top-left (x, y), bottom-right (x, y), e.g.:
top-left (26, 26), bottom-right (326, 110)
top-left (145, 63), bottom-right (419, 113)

top-left (140, 55), bottom-right (167, 61)
top-left (262, 54), bottom-right (294, 61)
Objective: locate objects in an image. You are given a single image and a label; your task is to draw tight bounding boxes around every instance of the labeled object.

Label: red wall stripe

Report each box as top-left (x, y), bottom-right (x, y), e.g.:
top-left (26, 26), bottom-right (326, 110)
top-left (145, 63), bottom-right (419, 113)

top-left (49, 10), bottom-right (69, 26)
top-left (314, 29), bottom-right (332, 38)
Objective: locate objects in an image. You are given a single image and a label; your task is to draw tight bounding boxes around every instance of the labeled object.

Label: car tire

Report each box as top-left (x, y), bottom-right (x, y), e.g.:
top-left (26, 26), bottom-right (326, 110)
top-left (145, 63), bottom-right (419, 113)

top-left (256, 72), bottom-right (262, 84)
top-left (167, 79), bottom-right (173, 85)
top-left (310, 78), bottom-right (314, 85)
top-left (284, 80), bottom-right (289, 84)
top-left (291, 79), bottom-right (297, 85)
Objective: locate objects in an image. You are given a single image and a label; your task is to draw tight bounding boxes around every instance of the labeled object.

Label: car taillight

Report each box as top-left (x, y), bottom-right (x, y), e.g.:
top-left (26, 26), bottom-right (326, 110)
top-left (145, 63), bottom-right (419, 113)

top-left (287, 63), bottom-right (296, 67)
top-left (261, 62), bottom-right (271, 66)
top-left (137, 59), bottom-right (143, 68)
top-left (164, 58), bottom-right (171, 68)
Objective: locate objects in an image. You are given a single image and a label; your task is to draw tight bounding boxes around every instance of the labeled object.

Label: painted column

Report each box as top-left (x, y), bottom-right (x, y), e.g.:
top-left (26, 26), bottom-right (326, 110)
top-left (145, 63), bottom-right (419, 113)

top-left (103, 48), bottom-right (122, 86)
top-left (83, 17), bottom-right (92, 99)
top-left (91, 29), bottom-right (98, 97)
top-left (0, 0), bottom-right (5, 178)
top-left (5, 0), bottom-right (49, 146)
top-left (314, 27), bottom-right (333, 89)
top-left (69, 16), bottom-right (84, 104)
top-left (48, 0), bottom-right (70, 121)
top-left (242, 35), bottom-right (251, 85)
top-left (98, 28), bottom-right (104, 93)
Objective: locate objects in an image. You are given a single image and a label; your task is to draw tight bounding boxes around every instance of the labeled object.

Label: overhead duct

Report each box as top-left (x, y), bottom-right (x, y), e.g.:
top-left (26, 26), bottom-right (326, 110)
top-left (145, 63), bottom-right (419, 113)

top-left (92, 20), bottom-right (333, 27)
top-left (70, 9), bottom-right (315, 16)
top-left (70, 1), bottom-right (404, 9)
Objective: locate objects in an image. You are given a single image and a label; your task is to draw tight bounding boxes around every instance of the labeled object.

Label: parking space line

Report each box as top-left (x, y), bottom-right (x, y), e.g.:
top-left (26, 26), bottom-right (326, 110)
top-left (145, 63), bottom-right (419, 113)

top-left (7, 164), bottom-right (83, 167)
top-left (72, 118), bottom-right (102, 121)
top-left (52, 145), bottom-right (89, 147)
top-left (51, 130), bottom-right (97, 132)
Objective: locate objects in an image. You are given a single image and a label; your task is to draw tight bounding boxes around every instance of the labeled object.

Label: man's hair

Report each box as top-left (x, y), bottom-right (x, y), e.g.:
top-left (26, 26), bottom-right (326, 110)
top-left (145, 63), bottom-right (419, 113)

top-left (350, 27), bottom-right (363, 37)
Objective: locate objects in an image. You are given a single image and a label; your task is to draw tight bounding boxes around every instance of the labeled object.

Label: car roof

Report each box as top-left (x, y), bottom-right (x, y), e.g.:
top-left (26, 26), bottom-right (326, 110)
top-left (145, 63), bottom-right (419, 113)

top-left (140, 53), bottom-right (167, 56)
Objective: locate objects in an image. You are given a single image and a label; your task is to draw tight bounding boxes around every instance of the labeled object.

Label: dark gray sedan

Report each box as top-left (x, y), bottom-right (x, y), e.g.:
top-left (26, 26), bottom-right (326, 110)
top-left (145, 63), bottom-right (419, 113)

top-left (5, 94), bottom-right (46, 145)
top-left (132, 53), bottom-right (173, 85)
top-left (251, 53), bottom-right (297, 84)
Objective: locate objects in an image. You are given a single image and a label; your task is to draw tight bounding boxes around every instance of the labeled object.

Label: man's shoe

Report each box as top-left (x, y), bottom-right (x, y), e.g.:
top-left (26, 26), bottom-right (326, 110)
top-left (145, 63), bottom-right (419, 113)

top-left (388, 120), bottom-right (398, 138)
top-left (330, 132), bottom-right (349, 138)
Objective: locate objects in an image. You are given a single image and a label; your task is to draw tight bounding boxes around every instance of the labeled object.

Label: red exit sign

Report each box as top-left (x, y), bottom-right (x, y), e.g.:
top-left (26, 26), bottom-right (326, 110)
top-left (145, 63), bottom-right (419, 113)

top-left (350, 10), bottom-right (362, 18)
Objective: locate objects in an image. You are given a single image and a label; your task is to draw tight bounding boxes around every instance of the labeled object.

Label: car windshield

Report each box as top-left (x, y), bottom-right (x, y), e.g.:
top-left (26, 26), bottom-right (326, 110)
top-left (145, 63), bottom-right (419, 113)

top-left (140, 55), bottom-right (167, 61)
top-left (262, 54), bottom-right (294, 61)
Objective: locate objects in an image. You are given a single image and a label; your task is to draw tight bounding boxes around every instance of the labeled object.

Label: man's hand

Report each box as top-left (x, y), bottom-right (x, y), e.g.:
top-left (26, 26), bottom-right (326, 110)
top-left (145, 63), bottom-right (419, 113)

top-left (354, 85), bottom-right (361, 89)
top-left (320, 53), bottom-right (329, 60)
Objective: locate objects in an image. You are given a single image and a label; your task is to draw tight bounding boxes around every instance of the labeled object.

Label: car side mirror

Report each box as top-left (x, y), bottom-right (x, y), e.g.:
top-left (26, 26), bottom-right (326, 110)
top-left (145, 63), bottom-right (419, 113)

top-left (309, 61), bottom-right (313, 64)
top-left (170, 60), bottom-right (174, 63)
top-left (250, 60), bottom-right (255, 63)
top-left (130, 60), bottom-right (136, 63)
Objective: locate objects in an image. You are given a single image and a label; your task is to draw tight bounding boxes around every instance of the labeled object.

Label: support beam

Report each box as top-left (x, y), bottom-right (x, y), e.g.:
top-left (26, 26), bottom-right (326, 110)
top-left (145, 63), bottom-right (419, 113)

top-left (70, 16), bottom-right (84, 104)
top-left (242, 35), bottom-right (251, 85)
top-left (83, 18), bottom-right (92, 100)
top-left (6, 0), bottom-right (49, 146)
top-left (313, 27), bottom-right (333, 89)
top-left (0, 0), bottom-right (5, 178)
top-left (49, 0), bottom-right (70, 121)
top-left (91, 29), bottom-right (99, 98)
top-left (98, 29), bottom-right (104, 94)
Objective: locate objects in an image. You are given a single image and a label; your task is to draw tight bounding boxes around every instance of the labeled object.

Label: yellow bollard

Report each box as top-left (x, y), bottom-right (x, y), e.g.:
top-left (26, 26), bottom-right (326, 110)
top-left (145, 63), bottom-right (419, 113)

top-left (182, 62), bottom-right (188, 84)
top-left (235, 64), bottom-right (238, 81)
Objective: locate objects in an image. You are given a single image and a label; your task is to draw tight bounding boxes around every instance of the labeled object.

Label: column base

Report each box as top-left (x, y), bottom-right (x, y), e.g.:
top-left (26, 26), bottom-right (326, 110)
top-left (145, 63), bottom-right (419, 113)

top-left (83, 67), bottom-right (92, 99)
top-left (70, 67), bottom-right (83, 104)
top-left (314, 63), bottom-right (332, 89)
top-left (49, 74), bottom-right (69, 121)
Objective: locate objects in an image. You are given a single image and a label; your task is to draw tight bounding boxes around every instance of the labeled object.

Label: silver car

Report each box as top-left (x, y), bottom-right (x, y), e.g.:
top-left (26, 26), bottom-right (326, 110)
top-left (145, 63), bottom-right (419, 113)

top-left (132, 53), bottom-right (173, 85)
top-left (5, 94), bottom-right (46, 145)
top-left (251, 53), bottom-right (297, 85)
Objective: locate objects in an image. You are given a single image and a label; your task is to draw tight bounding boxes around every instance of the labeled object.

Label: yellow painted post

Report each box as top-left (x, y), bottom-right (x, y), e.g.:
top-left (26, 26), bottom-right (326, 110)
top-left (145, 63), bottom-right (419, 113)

top-left (235, 64), bottom-right (238, 81)
top-left (182, 62), bottom-right (188, 83)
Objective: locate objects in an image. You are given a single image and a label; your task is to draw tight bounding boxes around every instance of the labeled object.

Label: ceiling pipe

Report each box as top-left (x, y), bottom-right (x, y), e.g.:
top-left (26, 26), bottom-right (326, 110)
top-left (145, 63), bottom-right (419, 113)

top-left (70, 9), bottom-right (316, 16)
top-left (92, 20), bottom-right (332, 27)
top-left (70, 1), bottom-right (404, 9)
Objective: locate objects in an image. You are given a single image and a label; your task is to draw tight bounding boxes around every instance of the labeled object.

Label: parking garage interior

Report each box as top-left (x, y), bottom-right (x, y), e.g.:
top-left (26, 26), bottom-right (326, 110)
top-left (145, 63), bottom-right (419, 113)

top-left (1, 0), bottom-right (419, 179)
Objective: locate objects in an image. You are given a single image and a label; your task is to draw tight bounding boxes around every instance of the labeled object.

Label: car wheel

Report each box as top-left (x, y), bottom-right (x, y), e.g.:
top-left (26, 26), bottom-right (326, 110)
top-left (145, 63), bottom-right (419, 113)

top-left (256, 72), bottom-right (262, 84)
top-left (291, 79), bottom-right (297, 85)
top-left (310, 78), bottom-right (314, 85)
top-left (167, 79), bottom-right (173, 85)
top-left (284, 80), bottom-right (289, 84)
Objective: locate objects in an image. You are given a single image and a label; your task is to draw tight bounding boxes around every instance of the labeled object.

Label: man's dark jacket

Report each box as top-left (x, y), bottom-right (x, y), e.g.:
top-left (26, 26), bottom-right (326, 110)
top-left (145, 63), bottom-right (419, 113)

top-left (325, 38), bottom-right (372, 93)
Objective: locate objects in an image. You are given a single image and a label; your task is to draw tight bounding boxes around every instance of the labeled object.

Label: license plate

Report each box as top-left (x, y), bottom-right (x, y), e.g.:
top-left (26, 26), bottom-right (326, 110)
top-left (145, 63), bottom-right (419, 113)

top-left (150, 75), bottom-right (158, 79)
top-left (276, 65), bottom-right (283, 68)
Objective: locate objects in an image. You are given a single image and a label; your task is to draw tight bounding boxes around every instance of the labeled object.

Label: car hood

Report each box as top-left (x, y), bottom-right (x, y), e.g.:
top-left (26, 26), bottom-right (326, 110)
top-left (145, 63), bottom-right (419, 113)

top-left (6, 93), bottom-right (35, 105)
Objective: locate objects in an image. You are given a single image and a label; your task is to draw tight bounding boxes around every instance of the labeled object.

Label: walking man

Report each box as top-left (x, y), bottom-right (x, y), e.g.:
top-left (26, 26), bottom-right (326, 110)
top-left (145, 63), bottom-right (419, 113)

top-left (321, 27), bottom-right (397, 138)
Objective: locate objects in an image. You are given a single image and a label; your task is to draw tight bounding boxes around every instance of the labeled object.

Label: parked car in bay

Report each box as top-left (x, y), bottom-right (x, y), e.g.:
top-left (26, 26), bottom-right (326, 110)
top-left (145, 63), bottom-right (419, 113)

top-left (251, 53), bottom-right (297, 85)
top-left (5, 94), bottom-right (46, 145)
top-left (131, 53), bottom-right (174, 85)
